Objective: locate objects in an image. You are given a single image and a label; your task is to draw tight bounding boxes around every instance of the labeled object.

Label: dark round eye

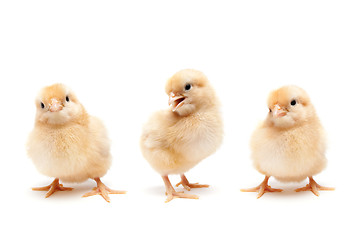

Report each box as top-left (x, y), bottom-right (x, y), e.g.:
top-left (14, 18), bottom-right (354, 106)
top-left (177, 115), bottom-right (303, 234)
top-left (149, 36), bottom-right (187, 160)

top-left (66, 96), bottom-right (70, 102)
top-left (291, 100), bottom-right (297, 106)
top-left (184, 83), bottom-right (191, 91)
top-left (40, 102), bottom-right (45, 109)
top-left (269, 108), bottom-right (272, 113)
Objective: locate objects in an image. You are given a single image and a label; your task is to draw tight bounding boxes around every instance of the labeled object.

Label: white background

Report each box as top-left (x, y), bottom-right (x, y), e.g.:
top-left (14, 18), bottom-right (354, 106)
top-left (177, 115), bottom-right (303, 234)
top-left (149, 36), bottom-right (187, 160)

top-left (0, 1), bottom-right (359, 239)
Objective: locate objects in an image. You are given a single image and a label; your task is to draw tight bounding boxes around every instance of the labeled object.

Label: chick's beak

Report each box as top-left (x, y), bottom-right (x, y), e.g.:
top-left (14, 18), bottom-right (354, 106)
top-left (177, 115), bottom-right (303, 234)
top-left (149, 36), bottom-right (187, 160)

top-left (273, 104), bottom-right (287, 118)
top-left (168, 92), bottom-right (186, 112)
top-left (49, 98), bottom-right (63, 112)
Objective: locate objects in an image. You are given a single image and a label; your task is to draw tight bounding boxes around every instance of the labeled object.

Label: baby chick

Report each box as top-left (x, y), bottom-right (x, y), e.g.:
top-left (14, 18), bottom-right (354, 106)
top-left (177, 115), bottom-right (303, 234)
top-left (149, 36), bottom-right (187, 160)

top-left (241, 85), bottom-right (334, 198)
top-left (27, 83), bottom-right (125, 202)
top-left (140, 69), bottom-right (223, 203)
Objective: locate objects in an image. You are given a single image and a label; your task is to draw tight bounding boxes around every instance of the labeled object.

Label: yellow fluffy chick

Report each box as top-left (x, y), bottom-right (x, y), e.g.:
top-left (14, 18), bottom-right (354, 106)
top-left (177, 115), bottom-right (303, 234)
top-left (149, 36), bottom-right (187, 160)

top-left (241, 85), bottom-right (334, 198)
top-left (27, 83), bottom-right (125, 202)
top-left (140, 69), bottom-right (223, 203)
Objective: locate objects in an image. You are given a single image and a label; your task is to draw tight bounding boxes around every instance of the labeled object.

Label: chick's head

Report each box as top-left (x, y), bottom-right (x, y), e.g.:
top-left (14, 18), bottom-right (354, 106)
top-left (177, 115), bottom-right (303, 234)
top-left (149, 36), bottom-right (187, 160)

top-left (35, 83), bottom-right (83, 125)
top-left (165, 69), bottom-right (217, 116)
top-left (266, 85), bottom-right (315, 128)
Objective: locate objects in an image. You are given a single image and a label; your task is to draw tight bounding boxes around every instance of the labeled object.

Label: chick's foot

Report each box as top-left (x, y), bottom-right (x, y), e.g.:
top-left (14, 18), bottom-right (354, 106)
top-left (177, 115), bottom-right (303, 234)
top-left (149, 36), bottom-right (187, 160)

top-left (165, 190), bottom-right (199, 203)
top-left (32, 178), bottom-right (73, 198)
top-left (295, 177), bottom-right (334, 196)
top-left (241, 176), bottom-right (283, 198)
top-left (162, 176), bottom-right (199, 203)
top-left (175, 174), bottom-right (209, 191)
top-left (82, 178), bottom-right (126, 203)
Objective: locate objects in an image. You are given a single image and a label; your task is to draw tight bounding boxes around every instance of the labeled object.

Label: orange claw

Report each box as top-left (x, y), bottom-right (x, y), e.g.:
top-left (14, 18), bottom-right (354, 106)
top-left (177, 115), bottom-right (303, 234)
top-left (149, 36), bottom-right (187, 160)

top-left (175, 174), bottom-right (209, 191)
top-left (32, 178), bottom-right (73, 198)
top-left (162, 175), bottom-right (199, 203)
top-left (241, 176), bottom-right (283, 198)
top-left (82, 178), bottom-right (126, 203)
top-left (295, 177), bottom-right (334, 196)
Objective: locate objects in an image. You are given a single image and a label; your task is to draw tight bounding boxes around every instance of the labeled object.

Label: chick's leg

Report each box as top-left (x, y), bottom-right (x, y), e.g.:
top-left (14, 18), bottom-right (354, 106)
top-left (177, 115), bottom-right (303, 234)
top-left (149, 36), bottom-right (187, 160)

top-left (82, 178), bottom-right (126, 203)
top-left (32, 178), bottom-right (73, 198)
top-left (241, 176), bottom-right (283, 198)
top-left (295, 177), bottom-right (334, 196)
top-left (175, 174), bottom-right (209, 191)
top-left (162, 175), bottom-right (199, 203)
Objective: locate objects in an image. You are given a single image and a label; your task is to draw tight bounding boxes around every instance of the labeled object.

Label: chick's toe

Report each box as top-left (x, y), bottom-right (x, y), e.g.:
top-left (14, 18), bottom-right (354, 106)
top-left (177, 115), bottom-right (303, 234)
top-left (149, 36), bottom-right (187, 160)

top-left (165, 192), bottom-right (199, 203)
top-left (82, 178), bottom-right (126, 203)
top-left (241, 176), bottom-right (283, 199)
top-left (32, 178), bottom-right (73, 198)
top-left (175, 174), bottom-right (209, 191)
top-left (295, 177), bottom-right (334, 196)
top-left (162, 176), bottom-right (199, 203)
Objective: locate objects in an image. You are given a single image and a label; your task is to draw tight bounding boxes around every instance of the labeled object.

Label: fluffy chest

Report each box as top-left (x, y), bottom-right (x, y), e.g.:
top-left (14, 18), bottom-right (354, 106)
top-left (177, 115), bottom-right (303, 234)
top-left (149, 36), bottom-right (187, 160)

top-left (260, 129), bottom-right (310, 161)
top-left (176, 114), bottom-right (223, 161)
top-left (252, 125), bottom-right (325, 177)
top-left (29, 125), bottom-right (89, 164)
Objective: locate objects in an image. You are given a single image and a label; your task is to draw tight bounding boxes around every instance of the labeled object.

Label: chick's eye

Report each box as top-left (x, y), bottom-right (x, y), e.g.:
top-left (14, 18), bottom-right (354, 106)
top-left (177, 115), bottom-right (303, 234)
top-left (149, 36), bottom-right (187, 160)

top-left (184, 83), bottom-right (192, 91)
top-left (40, 102), bottom-right (45, 109)
top-left (269, 108), bottom-right (272, 113)
top-left (291, 100), bottom-right (297, 106)
top-left (66, 96), bottom-right (70, 102)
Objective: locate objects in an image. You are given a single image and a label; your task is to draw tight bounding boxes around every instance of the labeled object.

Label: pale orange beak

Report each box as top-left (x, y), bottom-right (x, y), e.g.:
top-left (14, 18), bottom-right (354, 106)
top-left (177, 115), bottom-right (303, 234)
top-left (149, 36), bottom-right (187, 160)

top-left (49, 98), bottom-right (63, 112)
top-left (168, 92), bottom-right (186, 112)
top-left (273, 104), bottom-right (287, 118)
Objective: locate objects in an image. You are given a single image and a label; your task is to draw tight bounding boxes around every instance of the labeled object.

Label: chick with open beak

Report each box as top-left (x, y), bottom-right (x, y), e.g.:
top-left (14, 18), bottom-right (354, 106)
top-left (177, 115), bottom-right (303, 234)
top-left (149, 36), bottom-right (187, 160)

top-left (168, 92), bottom-right (186, 112)
top-left (141, 69), bottom-right (223, 203)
